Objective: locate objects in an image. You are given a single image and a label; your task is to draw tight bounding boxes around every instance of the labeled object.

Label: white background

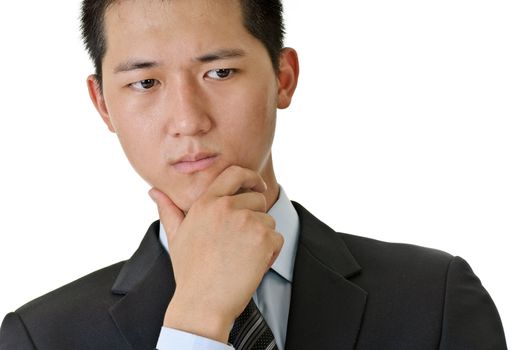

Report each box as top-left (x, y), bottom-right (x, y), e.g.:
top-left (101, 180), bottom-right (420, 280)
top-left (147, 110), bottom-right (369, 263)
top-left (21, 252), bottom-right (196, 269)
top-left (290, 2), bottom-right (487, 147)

top-left (0, 1), bottom-right (521, 348)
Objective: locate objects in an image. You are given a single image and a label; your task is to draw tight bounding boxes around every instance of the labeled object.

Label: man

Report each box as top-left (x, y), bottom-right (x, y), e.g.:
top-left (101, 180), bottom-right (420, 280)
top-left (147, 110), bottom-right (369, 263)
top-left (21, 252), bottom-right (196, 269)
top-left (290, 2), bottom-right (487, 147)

top-left (0, 0), bottom-right (506, 349)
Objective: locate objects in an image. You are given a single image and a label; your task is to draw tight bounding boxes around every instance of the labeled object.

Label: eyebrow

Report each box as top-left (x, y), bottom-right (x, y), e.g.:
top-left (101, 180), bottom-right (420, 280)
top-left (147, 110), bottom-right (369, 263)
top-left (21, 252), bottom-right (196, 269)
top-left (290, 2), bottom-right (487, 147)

top-left (194, 48), bottom-right (246, 63)
top-left (113, 48), bottom-right (246, 74)
top-left (114, 60), bottom-right (159, 74)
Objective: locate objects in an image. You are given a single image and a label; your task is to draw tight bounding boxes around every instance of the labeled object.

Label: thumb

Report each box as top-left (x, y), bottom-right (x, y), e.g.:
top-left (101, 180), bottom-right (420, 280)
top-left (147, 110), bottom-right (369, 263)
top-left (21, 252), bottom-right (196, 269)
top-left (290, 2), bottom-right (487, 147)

top-left (148, 188), bottom-right (185, 241)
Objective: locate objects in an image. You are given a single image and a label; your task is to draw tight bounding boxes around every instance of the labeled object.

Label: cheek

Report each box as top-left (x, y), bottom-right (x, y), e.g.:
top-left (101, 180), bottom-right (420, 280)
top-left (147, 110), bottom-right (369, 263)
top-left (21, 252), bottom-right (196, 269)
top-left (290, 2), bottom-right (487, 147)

top-left (219, 83), bottom-right (278, 168)
top-left (105, 99), bottom-right (164, 175)
top-left (116, 128), bottom-right (162, 187)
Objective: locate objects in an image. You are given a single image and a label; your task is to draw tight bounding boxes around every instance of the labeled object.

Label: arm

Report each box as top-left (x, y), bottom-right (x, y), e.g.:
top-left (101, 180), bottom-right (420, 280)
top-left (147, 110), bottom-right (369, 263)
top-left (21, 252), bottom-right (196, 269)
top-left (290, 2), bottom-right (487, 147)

top-left (151, 166), bottom-right (283, 345)
top-left (0, 312), bottom-right (37, 350)
top-left (439, 256), bottom-right (507, 350)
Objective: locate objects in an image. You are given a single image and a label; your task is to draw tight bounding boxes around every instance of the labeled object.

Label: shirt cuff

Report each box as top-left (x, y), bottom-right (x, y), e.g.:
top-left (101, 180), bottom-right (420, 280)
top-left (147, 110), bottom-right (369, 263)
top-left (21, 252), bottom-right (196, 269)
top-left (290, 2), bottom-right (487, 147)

top-left (156, 327), bottom-right (234, 350)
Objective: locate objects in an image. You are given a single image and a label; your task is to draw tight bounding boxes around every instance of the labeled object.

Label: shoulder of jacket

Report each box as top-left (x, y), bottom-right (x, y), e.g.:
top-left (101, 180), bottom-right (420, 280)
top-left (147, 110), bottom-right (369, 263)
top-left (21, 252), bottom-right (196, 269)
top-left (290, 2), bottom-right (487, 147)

top-left (336, 231), bottom-right (455, 268)
top-left (16, 260), bottom-right (126, 316)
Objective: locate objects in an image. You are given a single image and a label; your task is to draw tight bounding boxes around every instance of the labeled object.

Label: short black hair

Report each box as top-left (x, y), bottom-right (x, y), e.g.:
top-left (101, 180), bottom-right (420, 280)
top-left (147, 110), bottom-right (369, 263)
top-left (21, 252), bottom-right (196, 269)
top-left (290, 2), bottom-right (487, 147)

top-left (80, 0), bottom-right (285, 86)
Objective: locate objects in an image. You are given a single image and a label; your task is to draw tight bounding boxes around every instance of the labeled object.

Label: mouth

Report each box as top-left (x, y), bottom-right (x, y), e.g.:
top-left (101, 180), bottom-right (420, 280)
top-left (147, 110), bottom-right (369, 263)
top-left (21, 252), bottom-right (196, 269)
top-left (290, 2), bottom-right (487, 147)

top-left (171, 152), bottom-right (219, 174)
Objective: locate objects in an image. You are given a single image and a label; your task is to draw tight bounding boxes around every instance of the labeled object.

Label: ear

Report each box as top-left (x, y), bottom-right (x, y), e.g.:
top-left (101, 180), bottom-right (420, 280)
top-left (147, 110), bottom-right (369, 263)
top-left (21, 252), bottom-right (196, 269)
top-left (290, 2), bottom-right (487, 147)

top-left (87, 75), bottom-right (115, 133)
top-left (277, 48), bottom-right (300, 109)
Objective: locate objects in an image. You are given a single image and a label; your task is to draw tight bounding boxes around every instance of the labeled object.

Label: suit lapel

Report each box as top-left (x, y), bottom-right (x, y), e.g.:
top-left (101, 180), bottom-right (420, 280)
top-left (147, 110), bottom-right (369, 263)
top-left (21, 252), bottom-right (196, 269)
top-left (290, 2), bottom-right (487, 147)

top-left (109, 221), bottom-right (175, 350)
top-left (285, 202), bottom-right (368, 350)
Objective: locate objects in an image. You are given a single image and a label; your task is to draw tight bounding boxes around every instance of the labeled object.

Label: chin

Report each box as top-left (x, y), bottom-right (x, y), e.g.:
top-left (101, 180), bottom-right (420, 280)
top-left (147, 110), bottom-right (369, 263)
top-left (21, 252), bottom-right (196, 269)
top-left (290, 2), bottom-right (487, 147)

top-left (154, 165), bottom-right (225, 212)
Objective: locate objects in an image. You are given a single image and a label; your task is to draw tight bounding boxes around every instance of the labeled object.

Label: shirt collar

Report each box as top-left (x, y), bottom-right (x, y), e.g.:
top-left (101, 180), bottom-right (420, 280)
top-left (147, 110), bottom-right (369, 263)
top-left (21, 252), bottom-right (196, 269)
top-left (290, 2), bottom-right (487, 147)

top-left (159, 185), bottom-right (300, 283)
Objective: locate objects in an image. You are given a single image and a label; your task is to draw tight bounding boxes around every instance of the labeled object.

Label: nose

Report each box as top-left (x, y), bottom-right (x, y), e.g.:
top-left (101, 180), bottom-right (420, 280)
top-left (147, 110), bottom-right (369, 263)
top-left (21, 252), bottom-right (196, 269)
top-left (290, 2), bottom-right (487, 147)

top-left (166, 78), bottom-right (212, 137)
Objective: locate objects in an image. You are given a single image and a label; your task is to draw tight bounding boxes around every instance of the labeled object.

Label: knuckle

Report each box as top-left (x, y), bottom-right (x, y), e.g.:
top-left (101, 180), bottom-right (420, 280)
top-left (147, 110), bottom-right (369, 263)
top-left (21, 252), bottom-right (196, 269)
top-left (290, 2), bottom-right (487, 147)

top-left (218, 195), bottom-right (234, 209)
top-left (255, 192), bottom-right (267, 205)
top-left (236, 209), bottom-right (252, 226)
top-left (253, 221), bottom-right (272, 243)
top-left (265, 214), bottom-right (276, 229)
top-left (236, 165), bottom-right (255, 180)
top-left (253, 221), bottom-right (267, 235)
top-left (276, 232), bottom-right (285, 247)
top-left (226, 164), bottom-right (243, 177)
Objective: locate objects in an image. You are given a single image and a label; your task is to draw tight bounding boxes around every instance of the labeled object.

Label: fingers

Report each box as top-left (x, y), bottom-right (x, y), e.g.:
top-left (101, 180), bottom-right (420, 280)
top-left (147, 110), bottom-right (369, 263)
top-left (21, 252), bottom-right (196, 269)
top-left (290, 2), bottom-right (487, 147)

top-left (267, 231), bottom-right (284, 270)
top-left (249, 211), bottom-right (276, 230)
top-left (208, 166), bottom-right (267, 198)
top-left (149, 188), bottom-right (185, 240)
top-left (225, 191), bottom-right (267, 213)
top-left (249, 211), bottom-right (282, 268)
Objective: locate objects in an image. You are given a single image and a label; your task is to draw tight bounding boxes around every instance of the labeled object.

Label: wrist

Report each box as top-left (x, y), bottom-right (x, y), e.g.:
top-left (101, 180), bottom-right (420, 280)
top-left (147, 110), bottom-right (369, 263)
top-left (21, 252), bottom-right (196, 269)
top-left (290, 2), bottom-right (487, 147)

top-left (163, 294), bottom-right (234, 344)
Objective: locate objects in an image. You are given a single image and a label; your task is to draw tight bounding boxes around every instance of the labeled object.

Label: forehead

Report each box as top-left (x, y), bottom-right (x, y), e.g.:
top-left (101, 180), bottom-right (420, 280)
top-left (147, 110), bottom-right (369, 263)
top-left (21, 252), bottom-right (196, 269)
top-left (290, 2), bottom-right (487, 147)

top-left (104, 0), bottom-right (245, 43)
top-left (102, 0), bottom-right (258, 70)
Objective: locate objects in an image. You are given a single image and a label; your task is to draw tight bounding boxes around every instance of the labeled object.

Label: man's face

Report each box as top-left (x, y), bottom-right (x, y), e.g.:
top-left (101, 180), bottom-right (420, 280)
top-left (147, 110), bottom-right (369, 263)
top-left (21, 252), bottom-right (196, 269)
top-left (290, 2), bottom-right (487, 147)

top-left (89, 0), bottom-right (297, 212)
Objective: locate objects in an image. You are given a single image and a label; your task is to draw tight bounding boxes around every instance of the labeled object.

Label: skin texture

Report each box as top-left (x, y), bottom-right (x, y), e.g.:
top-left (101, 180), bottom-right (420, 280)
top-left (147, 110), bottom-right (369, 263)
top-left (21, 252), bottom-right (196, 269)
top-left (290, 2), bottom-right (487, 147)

top-left (87, 0), bottom-right (299, 344)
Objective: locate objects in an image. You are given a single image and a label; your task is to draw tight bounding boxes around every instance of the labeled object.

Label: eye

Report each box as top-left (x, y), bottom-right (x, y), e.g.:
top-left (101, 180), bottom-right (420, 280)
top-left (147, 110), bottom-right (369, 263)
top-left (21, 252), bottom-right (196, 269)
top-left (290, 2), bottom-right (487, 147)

top-left (205, 68), bottom-right (236, 80)
top-left (129, 79), bottom-right (159, 91)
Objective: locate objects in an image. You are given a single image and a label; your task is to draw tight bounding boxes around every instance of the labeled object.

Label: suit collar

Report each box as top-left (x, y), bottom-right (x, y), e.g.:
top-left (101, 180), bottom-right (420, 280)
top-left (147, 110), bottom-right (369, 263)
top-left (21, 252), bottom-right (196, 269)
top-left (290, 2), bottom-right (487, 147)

top-left (291, 202), bottom-right (361, 278)
top-left (112, 221), bottom-right (165, 294)
top-left (109, 221), bottom-right (175, 350)
top-left (285, 202), bottom-right (368, 350)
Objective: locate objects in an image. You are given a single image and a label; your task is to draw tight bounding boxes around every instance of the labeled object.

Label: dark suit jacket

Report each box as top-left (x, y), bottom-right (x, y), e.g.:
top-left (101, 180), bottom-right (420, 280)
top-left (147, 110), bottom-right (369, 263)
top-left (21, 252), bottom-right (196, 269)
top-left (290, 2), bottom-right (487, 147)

top-left (0, 202), bottom-right (506, 349)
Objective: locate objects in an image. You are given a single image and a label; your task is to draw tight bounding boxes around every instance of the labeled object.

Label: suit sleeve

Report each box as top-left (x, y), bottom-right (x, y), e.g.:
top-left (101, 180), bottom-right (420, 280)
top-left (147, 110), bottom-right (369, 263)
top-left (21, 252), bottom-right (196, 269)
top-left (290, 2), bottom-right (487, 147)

top-left (0, 312), bottom-right (37, 350)
top-left (439, 256), bottom-right (507, 350)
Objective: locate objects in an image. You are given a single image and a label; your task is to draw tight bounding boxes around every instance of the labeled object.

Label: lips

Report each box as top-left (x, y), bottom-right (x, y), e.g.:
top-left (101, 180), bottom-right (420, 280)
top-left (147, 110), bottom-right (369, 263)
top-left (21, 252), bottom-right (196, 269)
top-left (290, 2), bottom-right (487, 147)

top-left (171, 152), bottom-right (219, 174)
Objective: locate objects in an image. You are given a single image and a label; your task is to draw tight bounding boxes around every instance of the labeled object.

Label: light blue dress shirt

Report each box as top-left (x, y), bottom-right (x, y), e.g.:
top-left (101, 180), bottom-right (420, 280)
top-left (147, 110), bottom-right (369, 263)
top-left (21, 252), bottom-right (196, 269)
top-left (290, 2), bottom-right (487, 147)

top-left (156, 187), bottom-right (300, 350)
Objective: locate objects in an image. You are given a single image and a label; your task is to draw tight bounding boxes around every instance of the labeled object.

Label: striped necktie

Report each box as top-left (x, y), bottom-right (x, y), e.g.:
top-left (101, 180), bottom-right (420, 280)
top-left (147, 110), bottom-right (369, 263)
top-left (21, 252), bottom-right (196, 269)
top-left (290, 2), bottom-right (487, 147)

top-left (228, 299), bottom-right (278, 350)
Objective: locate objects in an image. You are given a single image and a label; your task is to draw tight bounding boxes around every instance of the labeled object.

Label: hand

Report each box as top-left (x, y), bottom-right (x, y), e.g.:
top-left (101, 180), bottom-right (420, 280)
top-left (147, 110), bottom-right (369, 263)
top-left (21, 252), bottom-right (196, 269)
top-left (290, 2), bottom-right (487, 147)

top-left (149, 165), bottom-right (284, 344)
